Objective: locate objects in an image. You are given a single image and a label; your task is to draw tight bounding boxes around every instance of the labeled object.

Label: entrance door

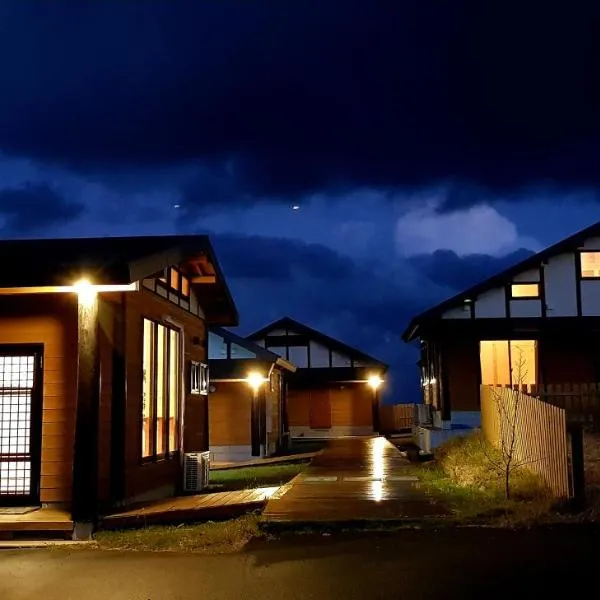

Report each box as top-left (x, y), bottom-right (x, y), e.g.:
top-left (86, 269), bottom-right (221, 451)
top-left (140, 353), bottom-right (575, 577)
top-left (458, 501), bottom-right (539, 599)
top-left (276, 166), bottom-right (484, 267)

top-left (0, 348), bottom-right (42, 506)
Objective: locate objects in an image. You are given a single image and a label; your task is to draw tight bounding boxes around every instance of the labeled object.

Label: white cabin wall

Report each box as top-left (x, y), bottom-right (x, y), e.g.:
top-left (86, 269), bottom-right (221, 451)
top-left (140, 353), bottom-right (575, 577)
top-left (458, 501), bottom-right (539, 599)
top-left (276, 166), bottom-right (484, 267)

top-left (544, 253), bottom-right (578, 317)
top-left (441, 305), bottom-right (471, 319)
top-left (309, 341), bottom-right (330, 367)
top-left (509, 299), bottom-right (542, 318)
top-left (513, 268), bottom-right (540, 282)
top-left (582, 237), bottom-right (600, 250)
top-left (581, 280), bottom-right (600, 316)
top-left (474, 288), bottom-right (506, 318)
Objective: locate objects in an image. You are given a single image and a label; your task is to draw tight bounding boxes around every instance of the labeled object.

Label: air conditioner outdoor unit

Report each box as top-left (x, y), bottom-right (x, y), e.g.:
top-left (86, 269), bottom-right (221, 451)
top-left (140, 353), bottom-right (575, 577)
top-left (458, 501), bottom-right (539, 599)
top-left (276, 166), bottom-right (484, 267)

top-left (183, 451), bottom-right (211, 492)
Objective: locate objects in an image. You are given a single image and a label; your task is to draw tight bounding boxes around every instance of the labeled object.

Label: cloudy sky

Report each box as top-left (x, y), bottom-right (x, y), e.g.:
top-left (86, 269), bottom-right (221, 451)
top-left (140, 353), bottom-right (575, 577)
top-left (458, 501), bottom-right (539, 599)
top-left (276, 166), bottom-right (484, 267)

top-left (1, 1), bottom-right (600, 401)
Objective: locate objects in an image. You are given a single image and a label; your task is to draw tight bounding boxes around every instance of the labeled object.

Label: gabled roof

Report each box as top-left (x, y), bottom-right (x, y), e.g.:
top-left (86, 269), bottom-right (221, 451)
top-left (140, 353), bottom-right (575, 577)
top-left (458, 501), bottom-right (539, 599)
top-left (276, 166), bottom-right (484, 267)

top-left (0, 235), bottom-right (238, 325)
top-left (210, 326), bottom-right (296, 372)
top-left (247, 316), bottom-right (388, 369)
top-left (402, 219), bottom-right (600, 342)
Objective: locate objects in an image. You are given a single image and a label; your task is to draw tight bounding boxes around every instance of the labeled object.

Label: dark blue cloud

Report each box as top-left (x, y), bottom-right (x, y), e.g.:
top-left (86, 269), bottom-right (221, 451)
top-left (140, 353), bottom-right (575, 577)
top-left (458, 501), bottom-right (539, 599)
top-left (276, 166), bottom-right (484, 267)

top-left (0, 1), bottom-right (598, 202)
top-left (0, 184), bottom-right (84, 234)
top-left (408, 248), bottom-right (535, 291)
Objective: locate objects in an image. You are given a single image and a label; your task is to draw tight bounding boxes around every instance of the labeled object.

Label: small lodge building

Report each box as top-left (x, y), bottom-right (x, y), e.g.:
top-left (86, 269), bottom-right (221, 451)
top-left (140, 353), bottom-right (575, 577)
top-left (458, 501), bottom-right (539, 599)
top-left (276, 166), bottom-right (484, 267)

top-left (402, 220), bottom-right (600, 439)
top-left (0, 235), bottom-right (237, 532)
top-left (247, 317), bottom-right (388, 440)
top-left (207, 326), bottom-right (296, 463)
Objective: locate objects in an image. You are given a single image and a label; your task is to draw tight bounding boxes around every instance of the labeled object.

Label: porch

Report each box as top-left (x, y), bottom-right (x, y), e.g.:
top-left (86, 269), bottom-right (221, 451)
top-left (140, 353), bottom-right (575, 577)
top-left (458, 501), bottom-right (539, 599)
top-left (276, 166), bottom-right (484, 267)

top-left (0, 506), bottom-right (73, 539)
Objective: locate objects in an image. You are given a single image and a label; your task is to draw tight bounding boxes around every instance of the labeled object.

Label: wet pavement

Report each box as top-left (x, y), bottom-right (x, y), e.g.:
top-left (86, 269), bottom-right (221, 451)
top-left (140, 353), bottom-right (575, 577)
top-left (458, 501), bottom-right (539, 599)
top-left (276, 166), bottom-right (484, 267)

top-left (3, 526), bottom-right (598, 599)
top-left (262, 436), bottom-right (450, 524)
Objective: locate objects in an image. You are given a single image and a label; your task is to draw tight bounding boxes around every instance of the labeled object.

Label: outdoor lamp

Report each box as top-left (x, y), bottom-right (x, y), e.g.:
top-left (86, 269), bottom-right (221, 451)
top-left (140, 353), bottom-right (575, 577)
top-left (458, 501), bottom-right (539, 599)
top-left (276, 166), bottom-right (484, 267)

top-left (368, 374), bottom-right (384, 390)
top-left (246, 371), bottom-right (266, 391)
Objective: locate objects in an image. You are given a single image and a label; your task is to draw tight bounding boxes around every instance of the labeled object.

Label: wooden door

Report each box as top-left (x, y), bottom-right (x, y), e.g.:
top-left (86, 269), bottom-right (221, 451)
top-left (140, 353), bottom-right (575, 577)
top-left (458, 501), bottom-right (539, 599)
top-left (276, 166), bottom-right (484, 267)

top-left (0, 347), bottom-right (43, 506)
top-left (309, 389), bottom-right (332, 429)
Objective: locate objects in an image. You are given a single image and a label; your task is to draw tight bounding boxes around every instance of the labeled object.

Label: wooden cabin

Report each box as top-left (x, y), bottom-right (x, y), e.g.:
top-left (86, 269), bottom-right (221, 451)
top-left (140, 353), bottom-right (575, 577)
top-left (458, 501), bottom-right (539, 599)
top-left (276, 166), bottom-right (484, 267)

top-left (247, 317), bottom-right (388, 440)
top-left (402, 219), bottom-right (600, 434)
top-left (0, 235), bottom-right (237, 529)
top-left (207, 326), bottom-right (296, 463)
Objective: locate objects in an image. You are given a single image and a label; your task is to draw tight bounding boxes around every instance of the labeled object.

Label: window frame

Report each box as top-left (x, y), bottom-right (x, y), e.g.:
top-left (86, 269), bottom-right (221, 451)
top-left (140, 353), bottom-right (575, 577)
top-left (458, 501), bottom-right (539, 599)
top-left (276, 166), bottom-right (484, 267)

top-left (190, 361), bottom-right (209, 396)
top-left (510, 282), bottom-right (540, 299)
top-left (156, 267), bottom-right (191, 299)
top-left (579, 251), bottom-right (600, 280)
top-left (141, 317), bottom-right (183, 463)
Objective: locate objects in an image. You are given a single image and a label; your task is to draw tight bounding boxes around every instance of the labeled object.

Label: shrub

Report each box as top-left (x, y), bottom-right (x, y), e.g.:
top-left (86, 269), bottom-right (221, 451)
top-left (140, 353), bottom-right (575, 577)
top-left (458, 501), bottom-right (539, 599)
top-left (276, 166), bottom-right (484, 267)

top-left (436, 432), bottom-right (548, 500)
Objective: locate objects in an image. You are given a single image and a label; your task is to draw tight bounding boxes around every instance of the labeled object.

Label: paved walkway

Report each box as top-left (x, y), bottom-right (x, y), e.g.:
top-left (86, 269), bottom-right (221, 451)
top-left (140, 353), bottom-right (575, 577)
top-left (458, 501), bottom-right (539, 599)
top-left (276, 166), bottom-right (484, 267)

top-left (102, 487), bottom-right (278, 529)
top-left (262, 436), bottom-right (450, 524)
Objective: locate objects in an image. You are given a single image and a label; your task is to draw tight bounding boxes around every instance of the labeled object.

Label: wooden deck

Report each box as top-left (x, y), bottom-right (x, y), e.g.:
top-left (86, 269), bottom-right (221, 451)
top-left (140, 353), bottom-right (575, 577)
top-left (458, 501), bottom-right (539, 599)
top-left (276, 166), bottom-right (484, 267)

top-left (102, 487), bottom-right (278, 529)
top-left (0, 507), bottom-right (73, 536)
top-left (262, 436), bottom-right (450, 524)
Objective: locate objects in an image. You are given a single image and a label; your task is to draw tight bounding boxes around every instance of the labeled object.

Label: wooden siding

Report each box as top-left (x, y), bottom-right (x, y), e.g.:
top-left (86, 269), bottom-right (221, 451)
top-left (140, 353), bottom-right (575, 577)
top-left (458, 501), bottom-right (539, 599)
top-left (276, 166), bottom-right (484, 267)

top-left (288, 385), bottom-right (373, 428)
top-left (122, 287), bottom-right (208, 503)
top-left (0, 294), bottom-right (78, 504)
top-left (441, 338), bottom-right (480, 411)
top-left (209, 382), bottom-right (252, 446)
top-left (481, 384), bottom-right (570, 498)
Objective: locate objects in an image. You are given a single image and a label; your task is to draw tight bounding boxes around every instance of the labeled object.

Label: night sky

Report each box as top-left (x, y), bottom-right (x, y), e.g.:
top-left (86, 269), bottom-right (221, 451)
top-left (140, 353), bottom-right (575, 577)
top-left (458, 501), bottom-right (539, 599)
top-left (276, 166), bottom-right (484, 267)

top-left (2, 1), bottom-right (600, 402)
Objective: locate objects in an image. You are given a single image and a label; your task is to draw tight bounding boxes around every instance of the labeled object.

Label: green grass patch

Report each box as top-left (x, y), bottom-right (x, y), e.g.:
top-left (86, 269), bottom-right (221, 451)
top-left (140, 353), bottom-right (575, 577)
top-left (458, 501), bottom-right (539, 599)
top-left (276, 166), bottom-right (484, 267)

top-left (94, 513), bottom-right (262, 553)
top-left (406, 432), bottom-right (554, 525)
top-left (208, 462), bottom-right (307, 491)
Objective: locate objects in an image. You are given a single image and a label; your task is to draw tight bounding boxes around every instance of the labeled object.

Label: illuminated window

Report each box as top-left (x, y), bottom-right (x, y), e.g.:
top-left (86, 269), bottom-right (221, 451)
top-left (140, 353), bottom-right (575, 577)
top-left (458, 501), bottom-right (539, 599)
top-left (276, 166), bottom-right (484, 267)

top-left (511, 283), bottom-right (539, 298)
top-left (580, 252), bottom-right (600, 279)
top-left (181, 276), bottom-right (190, 297)
top-left (169, 269), bottom-right (180, 291)
top-left (142, 320), bottom-right (154, 458)
top-left (480, 340), bottom-right (537, 386)
top-left (142, 318), bottom-right (181, 460)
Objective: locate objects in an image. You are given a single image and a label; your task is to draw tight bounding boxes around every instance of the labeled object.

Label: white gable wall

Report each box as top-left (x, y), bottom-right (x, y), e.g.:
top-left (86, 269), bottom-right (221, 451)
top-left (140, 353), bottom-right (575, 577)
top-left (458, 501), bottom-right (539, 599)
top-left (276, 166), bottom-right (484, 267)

top-left (513, 268), bottom-right (540, 282)
top-left (544, 253), bottom-right (577, 316)
top-left (437, 240), bottom-right (600, 320)
top-left (474, 288), bottom-right (506, 318)
top-left (582, 237), bottom-right (600, 250)
top-left (441, 305), bottom-right (471, 319)
top-left (309, 341), bottom-right (330, 367)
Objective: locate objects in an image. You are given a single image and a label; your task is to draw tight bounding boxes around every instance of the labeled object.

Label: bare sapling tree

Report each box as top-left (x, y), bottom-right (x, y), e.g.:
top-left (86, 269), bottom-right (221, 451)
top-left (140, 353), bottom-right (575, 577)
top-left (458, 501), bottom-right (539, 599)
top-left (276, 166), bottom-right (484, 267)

top-left (486, 347), bottom-right (529, 500)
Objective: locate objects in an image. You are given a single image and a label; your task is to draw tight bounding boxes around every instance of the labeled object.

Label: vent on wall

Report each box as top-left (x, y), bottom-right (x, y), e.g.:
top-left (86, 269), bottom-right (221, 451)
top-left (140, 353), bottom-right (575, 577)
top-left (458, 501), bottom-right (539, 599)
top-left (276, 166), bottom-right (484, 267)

top-left (183, 452), bottom-right (211, 492)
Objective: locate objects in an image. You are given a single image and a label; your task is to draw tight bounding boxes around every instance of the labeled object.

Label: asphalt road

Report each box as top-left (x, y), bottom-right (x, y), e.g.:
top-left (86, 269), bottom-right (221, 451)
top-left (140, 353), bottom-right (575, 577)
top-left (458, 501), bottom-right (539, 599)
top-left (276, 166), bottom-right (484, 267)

top-left (1, 526), bottom-right (598, 600)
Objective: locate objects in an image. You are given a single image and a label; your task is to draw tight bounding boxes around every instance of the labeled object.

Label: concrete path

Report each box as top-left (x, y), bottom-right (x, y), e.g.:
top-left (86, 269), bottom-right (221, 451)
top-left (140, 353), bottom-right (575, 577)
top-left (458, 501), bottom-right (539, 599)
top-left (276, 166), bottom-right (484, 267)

top-left (262, 436), bottom-right (450, 525)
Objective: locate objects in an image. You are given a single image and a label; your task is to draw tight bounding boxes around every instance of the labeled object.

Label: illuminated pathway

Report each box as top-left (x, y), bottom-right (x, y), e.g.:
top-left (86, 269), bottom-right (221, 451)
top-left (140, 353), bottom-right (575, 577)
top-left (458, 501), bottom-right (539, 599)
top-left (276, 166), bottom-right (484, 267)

top-left (262, 436), bottom-right (450, 524)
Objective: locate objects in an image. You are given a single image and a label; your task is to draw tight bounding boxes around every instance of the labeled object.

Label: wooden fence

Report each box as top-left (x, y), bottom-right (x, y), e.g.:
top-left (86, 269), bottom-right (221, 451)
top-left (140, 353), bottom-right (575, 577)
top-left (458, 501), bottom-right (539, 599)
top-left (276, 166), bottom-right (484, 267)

top-left (494, 383), bottom-right (600, 422)
top-left (379, 403), bottom-right (414, 433)
top-left (480, 385), bottom-right (570, 498)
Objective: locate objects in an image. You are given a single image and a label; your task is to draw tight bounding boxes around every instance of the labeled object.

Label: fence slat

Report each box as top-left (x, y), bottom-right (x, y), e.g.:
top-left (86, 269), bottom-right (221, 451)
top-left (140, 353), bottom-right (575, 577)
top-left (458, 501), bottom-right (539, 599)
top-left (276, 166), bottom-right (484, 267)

top-left (481, 384), bottom-right (570, 498)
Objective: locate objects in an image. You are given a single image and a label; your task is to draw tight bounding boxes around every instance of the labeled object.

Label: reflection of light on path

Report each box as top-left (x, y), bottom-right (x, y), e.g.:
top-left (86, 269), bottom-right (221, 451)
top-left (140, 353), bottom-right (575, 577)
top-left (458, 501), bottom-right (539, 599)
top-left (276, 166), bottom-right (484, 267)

top-left (370, 479), bottom-right (383, 502)
top-left (369, 437), bottom-right (387, 501)
top-left (371, 437), bottom-right (386, 481)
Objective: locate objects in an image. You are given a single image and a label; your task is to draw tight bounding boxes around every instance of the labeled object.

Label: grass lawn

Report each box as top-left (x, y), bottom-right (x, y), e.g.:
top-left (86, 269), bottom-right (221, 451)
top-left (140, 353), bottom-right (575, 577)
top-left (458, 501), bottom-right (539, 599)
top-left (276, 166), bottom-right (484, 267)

top-left (94, 513), bottom-right (262, 553)
top-left (406, 432), bottom-right (556, 526)
top-left (208, 462), bottom-right (307, 492)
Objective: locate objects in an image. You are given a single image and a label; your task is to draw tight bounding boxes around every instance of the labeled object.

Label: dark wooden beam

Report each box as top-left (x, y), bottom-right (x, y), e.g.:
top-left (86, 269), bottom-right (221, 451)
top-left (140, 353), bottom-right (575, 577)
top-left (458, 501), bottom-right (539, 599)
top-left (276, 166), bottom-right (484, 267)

top-left (250, 389), bottom-right (261, 457)
top-left (110, 295), bottom-right (127, 505)
top-left (71, 293), bottom-right (100, 525)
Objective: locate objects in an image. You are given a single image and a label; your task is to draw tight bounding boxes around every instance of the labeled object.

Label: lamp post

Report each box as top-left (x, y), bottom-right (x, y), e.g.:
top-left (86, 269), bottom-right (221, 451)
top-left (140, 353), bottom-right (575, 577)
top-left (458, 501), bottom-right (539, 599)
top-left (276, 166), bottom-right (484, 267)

top-left (247, 371), bottom-right (267, 457)
top-left (367, 374), bottom-right (384, 434)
